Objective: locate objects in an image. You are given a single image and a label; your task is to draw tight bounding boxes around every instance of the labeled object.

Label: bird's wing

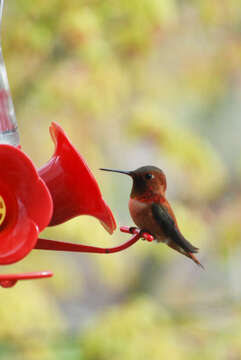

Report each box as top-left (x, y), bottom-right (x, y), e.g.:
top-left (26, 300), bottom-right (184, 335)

top-left (151, 202), bottom-right (199, 253)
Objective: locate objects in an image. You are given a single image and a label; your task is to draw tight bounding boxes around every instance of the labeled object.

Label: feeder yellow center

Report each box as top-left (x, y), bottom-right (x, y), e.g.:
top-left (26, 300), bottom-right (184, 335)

top-left (0, 195), bottom-right (6, 226)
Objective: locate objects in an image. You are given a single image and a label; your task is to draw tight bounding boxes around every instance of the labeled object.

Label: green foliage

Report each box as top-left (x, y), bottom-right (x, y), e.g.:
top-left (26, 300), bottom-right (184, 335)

top-left (80, 298), bottom-right (241, 360)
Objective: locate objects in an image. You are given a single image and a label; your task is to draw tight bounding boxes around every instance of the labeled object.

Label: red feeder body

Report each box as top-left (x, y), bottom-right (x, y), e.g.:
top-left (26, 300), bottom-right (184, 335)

top-left (0, 145), bottom-right (53, 265)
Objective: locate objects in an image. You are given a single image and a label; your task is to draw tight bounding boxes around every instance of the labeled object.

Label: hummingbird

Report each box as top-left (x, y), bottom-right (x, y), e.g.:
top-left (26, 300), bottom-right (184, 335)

top-left (100, 166), bottom-right (203, 268)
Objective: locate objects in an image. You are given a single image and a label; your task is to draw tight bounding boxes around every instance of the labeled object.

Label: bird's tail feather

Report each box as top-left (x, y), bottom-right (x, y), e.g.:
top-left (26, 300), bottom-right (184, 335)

top-left (188, 252), bottom-right (205, 270)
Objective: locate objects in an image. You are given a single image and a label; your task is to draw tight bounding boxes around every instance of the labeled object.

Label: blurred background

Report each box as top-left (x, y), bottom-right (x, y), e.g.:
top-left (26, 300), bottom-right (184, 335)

top-left (1, 0), bottom-right (241, 359)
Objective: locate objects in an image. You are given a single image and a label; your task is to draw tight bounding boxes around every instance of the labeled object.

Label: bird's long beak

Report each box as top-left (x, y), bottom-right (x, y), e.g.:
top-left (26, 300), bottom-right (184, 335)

top-left (100, 168), bottom-right (132, 176)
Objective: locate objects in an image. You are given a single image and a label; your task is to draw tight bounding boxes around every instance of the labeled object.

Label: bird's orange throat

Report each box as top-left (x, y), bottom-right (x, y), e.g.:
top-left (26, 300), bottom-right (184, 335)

top-left (131, 192), bottom-right (166, 204)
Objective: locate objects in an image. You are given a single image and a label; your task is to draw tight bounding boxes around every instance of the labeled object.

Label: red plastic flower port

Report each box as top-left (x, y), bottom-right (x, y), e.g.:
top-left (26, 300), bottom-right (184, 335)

top-left (39, 122), bottom-right (116, 234)
top-left (0, 145), bottom-right (53, 265)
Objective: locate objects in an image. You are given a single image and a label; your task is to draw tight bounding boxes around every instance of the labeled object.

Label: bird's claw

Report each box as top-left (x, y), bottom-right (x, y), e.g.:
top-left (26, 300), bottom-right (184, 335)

top-left (120, 226), bottom-right (154, 242)
top-left (129, 227), bottom-right (138, 234)
top-left (139, 229), bottom-right (154, 242)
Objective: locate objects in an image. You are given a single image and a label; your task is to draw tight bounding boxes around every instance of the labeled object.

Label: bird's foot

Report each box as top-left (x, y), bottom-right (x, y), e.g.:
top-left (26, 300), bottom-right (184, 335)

top-left (129, 226), bottom-right (138, 234)
top-left (120, 226), bottom-right (154, 242)
top-left (139, 229), bottom-right (154, 242)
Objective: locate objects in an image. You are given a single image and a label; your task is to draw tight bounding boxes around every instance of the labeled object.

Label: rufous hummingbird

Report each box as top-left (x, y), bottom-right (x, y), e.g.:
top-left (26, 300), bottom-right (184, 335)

top-left (100, 166), bottom-right (203, 268)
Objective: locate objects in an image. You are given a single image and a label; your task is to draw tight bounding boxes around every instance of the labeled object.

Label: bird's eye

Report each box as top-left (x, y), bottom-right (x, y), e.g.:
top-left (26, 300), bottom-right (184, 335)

top-left (145, 173), bottom-right (153, 180)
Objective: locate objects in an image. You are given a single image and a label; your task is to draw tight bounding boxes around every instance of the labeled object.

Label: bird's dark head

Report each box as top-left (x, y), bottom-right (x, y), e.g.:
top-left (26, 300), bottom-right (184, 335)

top-left (100, 165), bottom-right (167, 199)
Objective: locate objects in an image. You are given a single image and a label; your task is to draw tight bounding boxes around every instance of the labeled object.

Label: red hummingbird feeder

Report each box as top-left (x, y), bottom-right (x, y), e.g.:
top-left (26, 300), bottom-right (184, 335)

top-left (0, 0), bottom-right (153, 288)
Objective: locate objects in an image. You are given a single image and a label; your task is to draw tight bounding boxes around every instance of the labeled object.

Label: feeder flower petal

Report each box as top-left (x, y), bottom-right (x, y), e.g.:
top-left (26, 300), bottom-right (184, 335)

top-left (39, 122), bottom-right (116, 234)
top-left (0, 145), bottom-right (53, 265)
